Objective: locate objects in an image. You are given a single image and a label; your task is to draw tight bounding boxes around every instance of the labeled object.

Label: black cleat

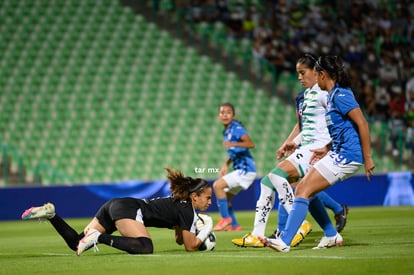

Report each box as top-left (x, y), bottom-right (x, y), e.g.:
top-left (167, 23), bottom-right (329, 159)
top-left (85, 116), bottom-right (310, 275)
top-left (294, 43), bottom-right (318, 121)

top-left (335, 204), bottom-right (349, 233)
top-left (267, 229), bottom-right (280, 239)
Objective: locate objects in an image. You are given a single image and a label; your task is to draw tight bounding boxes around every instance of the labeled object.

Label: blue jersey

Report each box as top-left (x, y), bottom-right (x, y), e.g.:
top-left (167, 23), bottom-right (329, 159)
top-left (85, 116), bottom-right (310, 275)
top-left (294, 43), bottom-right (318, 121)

top-left (223, 121), bottom-right (256, 173)
top-left (325, 84), bottom-right (363, 164)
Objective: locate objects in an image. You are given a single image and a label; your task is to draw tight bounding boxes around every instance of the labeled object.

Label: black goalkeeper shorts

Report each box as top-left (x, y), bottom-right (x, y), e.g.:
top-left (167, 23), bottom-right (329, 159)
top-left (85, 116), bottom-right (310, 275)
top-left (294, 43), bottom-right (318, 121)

top-left (95, 198), bottom-right (144, 234)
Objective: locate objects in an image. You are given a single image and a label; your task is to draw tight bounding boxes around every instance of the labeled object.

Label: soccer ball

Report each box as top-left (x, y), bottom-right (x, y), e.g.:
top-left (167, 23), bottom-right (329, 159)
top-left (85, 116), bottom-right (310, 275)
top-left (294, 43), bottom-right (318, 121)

top-left (196, 213), bottom-right (216, 251)
top-left (198, 231), bottom-right (216, 251)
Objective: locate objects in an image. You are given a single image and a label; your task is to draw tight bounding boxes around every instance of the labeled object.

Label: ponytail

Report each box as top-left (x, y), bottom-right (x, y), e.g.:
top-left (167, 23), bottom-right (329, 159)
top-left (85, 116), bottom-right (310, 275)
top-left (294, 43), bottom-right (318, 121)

top-left (165, 167), bottom-right (209, 201)
top-left (316, 56), bottom-right (351, 88)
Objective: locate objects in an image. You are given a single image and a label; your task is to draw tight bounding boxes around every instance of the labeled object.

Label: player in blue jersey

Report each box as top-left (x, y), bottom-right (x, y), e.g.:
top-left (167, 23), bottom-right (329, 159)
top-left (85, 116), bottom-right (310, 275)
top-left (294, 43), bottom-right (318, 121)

top-left (213, 102), bottom-right (256, 231)
top-left (295, 90), bottom-right (349, 233)
top-left (233, 54), bottom-right (338, 248)
top-left (263, 90), bottom-right (350, 241)
top-left (21, 168), bottom-right (213, 255)
top-left (260, 55), bottom-right (375, 252)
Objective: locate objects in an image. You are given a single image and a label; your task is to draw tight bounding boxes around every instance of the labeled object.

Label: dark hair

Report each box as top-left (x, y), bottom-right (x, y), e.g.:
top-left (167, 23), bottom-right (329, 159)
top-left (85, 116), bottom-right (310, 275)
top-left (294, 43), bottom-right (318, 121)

top-left (297, 53), bottom-right (317, 69)
top-left (315, 55), bottom-right (351, 88)
top-left (165, 167), bottom-right (209, 201)
top-left (218, 102), bottom-right (236, 115)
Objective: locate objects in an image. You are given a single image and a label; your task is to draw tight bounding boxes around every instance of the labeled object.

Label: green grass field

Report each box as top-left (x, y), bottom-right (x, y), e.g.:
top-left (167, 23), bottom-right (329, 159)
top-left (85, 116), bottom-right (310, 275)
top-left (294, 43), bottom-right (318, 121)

top-left (1, 207), bottom-right (414, 275)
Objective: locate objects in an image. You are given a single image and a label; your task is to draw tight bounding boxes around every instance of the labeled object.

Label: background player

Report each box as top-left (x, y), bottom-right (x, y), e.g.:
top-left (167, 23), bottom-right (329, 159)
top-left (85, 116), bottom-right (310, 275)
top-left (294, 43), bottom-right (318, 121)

top-left (213, 102), bottom-right (256, 231)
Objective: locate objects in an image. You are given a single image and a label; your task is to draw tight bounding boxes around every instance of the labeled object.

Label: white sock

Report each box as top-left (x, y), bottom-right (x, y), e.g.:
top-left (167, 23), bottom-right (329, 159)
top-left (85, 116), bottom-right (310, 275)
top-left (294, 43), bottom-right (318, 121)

top-left (252, 184), bottom-right (275, 236)
top-left (268, 173), bottom-right (295, 213)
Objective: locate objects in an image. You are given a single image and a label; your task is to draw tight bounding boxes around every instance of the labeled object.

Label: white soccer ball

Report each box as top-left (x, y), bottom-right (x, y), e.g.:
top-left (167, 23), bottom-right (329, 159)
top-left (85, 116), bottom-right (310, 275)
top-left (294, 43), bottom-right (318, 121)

top-left (199, 231), bottom-right (216, 251)
top-left (196, 213), bottom-right (216, 251)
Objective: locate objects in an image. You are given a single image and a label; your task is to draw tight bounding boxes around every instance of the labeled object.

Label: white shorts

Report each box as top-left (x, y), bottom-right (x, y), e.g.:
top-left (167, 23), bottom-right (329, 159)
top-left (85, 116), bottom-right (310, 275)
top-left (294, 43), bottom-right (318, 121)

top-left (285, 143), bottom-right (326, 178)
top-left (313, 151), bottom-right (362, 185)
top-left (222, 170), bottom-right (256, 195)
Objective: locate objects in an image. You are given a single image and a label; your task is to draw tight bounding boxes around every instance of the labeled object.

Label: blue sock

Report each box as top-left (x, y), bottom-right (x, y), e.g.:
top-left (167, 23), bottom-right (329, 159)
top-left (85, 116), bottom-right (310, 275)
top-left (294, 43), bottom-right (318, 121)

top-left (281, 198), bottom-right (309, 245)
top-left (309, 196), bottom-right (337, 237)
top-left (217, 198), bottom-right (230, 218)
top-left (277, 202), bottom-right (288, 232)
top-left (228, 206), bottom-right (239, 226)
top-left (316, 192), bottom-right (343, 215)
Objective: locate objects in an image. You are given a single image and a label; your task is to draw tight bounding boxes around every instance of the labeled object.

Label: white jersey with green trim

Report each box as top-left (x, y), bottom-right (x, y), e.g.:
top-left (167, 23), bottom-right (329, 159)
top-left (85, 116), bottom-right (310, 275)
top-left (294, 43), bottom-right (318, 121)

top-left (300, 83), bottom-right (331, 147)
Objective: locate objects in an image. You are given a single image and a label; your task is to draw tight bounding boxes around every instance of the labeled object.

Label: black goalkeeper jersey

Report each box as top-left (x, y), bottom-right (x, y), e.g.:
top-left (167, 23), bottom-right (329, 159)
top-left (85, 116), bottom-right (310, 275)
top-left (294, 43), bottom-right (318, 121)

top-left (95, 196), bottom-right (198, 234)
top-left (139, 197), bottom-right (197, 232)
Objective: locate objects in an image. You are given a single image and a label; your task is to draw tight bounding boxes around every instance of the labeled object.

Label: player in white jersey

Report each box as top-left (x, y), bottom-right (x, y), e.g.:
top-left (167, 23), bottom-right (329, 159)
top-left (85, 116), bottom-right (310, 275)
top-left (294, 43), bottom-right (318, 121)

top-left (298, 88), bottom-right (331, 147)
top-left (293, 90), bottom-right (349, 233)
top-left (259, 55), bottom-right (374, 252)
top-left (233, 54), bottom-right (337, 248)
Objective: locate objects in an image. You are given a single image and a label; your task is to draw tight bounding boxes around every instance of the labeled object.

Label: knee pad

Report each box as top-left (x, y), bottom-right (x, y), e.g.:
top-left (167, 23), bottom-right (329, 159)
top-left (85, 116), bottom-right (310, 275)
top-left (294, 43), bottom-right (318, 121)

top-left (130, 237), bottom-right (154, 254)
